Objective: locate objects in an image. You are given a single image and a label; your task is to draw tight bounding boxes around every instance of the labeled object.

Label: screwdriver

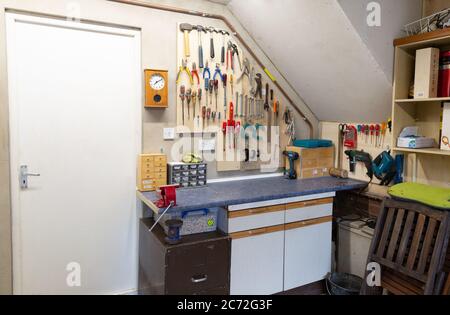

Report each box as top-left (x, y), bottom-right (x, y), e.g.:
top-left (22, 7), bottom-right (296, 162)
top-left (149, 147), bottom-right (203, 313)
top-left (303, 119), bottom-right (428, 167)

top-left (202, 106), bottom-right (206, 131)
top-left (365, 125), bottom-right (370, 144)
top-left (370, 125), bottom-right (375, 145)
top-left (222, 74), bottom-right (228, 119)
top-left (214, 79), bottom-right (219, 114)
top-left (208, 80), bottom-right (213, 107)
top-left (375, 124), bottom-right (380, 147)
top-left (380, 122), bottom-right (387, 147)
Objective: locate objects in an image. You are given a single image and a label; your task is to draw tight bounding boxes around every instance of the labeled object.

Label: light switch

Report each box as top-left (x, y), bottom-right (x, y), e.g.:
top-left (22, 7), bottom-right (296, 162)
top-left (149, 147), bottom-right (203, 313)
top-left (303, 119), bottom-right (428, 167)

top-left (163, 128), bottom-right (175, 140)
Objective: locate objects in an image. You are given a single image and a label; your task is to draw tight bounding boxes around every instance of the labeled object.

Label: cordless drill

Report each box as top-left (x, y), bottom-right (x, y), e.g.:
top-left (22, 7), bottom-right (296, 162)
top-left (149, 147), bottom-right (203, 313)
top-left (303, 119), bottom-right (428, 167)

top-left (283, 151), bottom-right (300, 180)
top-left (344, 150), bottom-right (373, 181)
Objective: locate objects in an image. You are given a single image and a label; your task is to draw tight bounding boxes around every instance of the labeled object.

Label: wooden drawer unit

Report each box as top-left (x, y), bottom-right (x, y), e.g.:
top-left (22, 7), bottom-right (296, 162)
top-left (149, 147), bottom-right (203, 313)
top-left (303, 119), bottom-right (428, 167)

top-left (138, 218), bottom-right (230, 295)
top-left (225, 204), bottom-right (285, 233)
top-left (285, 198), bottom-right (333, 224)
top-left (137, 154), bottom-right (167, 191)
top-left (285, 146), bottom-right (334, 179)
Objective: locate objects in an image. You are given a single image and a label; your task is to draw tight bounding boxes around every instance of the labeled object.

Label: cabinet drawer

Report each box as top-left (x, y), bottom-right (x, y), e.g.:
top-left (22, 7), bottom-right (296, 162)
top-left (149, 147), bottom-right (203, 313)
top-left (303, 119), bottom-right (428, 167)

top-left (227, 204), bottom-right (285, 233)
top-left (153, 167), bottom-right (166, 173)
top-left (153, 172), bottom-right (167, 180)
top-left (166, 239), bottom-right (230, 294)
top-left (285, 198), bottom-right (333, 223)
top-left (154, 156), bottom-right (166, 163)
top-left (141, 156), bottom-right (154, 163)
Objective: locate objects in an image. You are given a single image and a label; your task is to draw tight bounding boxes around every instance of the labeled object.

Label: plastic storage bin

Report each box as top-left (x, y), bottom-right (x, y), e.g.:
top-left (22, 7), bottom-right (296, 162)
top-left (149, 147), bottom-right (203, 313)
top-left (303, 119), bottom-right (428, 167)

top-left (156, 208), bottom-right (218, 236)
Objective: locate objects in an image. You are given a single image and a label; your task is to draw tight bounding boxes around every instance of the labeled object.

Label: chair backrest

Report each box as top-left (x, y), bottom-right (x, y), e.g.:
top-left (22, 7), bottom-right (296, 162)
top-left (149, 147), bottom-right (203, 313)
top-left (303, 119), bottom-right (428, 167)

top-left (365, 198), bottom-right (450, 295)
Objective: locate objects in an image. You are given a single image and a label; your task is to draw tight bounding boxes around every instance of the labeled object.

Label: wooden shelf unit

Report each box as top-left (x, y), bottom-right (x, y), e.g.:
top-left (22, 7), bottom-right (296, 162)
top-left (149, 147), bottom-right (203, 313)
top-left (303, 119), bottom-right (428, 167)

top-left (392, 31), bottom-right (450, 185)
top-left (392, 34), bottom-right (450, 156)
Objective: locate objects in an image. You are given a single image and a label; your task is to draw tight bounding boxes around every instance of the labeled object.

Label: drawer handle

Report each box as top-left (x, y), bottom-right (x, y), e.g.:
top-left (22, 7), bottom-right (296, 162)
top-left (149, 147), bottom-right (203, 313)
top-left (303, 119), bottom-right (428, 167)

top-left (191, 275), bottom-right (208, 283)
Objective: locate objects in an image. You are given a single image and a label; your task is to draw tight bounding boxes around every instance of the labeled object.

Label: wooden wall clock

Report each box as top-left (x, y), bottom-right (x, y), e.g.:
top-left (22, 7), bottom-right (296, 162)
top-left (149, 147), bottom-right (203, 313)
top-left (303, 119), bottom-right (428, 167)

top-left (144, 69), bottom-right (168, 108)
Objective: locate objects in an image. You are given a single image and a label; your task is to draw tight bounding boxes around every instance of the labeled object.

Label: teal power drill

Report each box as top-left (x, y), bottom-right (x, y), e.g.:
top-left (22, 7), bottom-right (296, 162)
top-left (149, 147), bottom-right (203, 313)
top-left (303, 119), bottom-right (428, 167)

top-left (344, 150), bottom-right (373, 181)
top-left (283, 151), bottom-right (300, 180)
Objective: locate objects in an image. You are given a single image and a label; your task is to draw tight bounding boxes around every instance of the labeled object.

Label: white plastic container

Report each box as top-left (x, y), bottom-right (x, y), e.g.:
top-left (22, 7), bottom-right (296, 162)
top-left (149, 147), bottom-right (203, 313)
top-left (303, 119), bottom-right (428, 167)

top-left (155, 208), bottom-right (218, 236)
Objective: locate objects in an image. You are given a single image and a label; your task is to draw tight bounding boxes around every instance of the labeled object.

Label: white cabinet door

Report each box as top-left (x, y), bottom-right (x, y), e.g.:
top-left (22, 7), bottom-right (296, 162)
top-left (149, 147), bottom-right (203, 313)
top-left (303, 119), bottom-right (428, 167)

top-left (230, 230), bottom-right (284, 295)
top-left (284, 219), bottom-right (332, 291)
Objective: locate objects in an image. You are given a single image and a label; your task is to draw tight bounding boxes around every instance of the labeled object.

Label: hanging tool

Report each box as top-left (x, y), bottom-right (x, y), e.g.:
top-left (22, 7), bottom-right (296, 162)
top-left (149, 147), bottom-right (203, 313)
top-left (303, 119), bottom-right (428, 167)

top-left (203, 61), bottom-right (211, 82)
top-left (204, 78), bottom-right (210, 108)
top-left (344, 125), bottom-right (358, 149)
top-left (240, 94), bottom-right (244, 117)
top-left (372, 150), bottom-right (396, 186)
top-left (208, 79), bottom-right (213, 107)
top-left (230, 74), bottom-right (234, 97)
top-left (237, 58), bottom-right (251, 83)
top-left (338, 123), bottom-right (347, 169)
top-left (255, 73), bottom-right (263, 99)
top-left (194, 25), bottom-right (206, 69)
top-left (180, 23), bottom-right (193, 58)
top-left (191, 63), bottom-right (200, 86)
top-left (207, 26), bottom-right (215, 60)
top-left (264, 83), bottom-right (270, 111)
top-left (202, 105), bottom-right (206, 131)
top-left (370, 125), bottom-right (375, 145)
top-left (222, 102), bottom-right (236, 151)
top-left (191, 90), bottom-right (197, 120)
top-left (365, 125), bottom-right (370, 144)
top-left (176, 59), bottom-right (193, 85)
top-left (220, 30), bottom-right (229, 64)
top-left (180, 85), bottom-right (186, 125)
top-left (213, 79), bottom-right (219, 120)
top-left (213, 63), bottom-right (223, 82)
top-left (186, 88), bottom-right (192, 120)
top-left (375, 124), bottom-right (381, 147)
top-left (197, 88), bottom-right (202, 125)
top-left (283, 108), bottom-right (295, 145)
top-left (231, 43), bottom-right (242, 71)
top-left (380, 122), bottom-right (387, 147)
top-left (222, 74), bottom-right (228, 119)
top-left (227, 41), bottom-right (234, 70)
top-left (235, 92), bottom-right (239, 118)
top-left (345, 150), bottom-right (373, 182)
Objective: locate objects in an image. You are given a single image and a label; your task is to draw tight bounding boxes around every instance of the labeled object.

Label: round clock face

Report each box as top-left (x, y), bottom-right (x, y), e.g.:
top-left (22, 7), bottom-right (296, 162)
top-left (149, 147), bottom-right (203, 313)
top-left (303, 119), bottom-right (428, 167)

top-left (150, 74), bottom-right (165, 90)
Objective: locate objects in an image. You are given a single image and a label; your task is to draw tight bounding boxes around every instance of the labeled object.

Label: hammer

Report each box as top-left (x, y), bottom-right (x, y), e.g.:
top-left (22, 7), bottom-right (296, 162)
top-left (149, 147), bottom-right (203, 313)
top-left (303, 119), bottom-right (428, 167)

top-left (195, 25), bottom-right (206, 68)
top-left (207, 26), bottom-right (216, 59)
top-left (180, 23), bottom-right (193, 57)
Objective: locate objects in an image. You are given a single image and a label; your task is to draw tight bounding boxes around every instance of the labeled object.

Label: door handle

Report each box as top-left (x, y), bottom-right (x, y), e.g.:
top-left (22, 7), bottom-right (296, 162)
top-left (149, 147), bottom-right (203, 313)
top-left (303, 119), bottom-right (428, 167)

top-left (20, 165), bottom-right (40, 189)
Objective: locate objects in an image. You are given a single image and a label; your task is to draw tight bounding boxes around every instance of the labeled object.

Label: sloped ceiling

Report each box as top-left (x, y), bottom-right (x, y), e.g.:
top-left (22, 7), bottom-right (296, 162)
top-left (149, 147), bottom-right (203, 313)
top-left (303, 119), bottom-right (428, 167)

top-left (227, 0), bottom-right (421, 122)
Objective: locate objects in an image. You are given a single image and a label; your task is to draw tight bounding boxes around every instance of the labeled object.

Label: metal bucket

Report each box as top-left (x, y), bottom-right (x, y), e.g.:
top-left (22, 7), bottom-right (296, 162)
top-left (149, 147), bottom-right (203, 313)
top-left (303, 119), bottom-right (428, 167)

top-left (325, 272), bottom-right (363, 295)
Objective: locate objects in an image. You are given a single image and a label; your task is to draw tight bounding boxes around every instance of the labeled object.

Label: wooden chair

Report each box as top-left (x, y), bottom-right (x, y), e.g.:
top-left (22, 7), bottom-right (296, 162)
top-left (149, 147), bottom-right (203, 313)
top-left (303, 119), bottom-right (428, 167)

top-left (361, 198), bottom-right (450, 295)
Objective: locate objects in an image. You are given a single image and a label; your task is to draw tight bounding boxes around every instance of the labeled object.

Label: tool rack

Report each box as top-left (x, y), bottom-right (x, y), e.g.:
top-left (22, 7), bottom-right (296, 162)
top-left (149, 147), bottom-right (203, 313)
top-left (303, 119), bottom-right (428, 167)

top-left (175, 23), bottom-right (290, 172)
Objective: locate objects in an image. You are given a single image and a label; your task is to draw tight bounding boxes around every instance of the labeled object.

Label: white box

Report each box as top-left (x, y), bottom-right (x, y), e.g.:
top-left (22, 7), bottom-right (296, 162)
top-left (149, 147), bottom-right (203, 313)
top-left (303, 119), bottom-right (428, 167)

top-left (441, 103), bottom-right (450, 151)
top-left (397, 137), bottom-right (435, 149)
top-left (414, 48), bottom-right (440, 99)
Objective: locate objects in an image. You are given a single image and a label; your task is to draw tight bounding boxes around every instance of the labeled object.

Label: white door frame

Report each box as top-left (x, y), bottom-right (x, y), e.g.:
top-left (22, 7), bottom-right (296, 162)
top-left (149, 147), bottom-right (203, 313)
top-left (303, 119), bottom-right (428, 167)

top-left (6, 12), bottom-right (142, 294)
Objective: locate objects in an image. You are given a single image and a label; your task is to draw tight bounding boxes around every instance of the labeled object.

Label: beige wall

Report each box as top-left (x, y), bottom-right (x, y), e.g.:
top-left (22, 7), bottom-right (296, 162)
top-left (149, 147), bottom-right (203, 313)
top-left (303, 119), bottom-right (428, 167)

top-left (0, 0), bottom-right (318, 294)
top-left (423, 0), bottom-right (450, 16)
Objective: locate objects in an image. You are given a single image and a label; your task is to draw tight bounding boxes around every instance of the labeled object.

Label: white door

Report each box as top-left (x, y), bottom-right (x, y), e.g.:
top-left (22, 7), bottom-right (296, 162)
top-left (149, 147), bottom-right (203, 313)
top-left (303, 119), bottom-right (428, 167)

top-left (6, 13), bottom-right (141, 294)
top-left (284, 221), bottom-right (332, 291)
top-left (230, 231), bottom-right (284, 295)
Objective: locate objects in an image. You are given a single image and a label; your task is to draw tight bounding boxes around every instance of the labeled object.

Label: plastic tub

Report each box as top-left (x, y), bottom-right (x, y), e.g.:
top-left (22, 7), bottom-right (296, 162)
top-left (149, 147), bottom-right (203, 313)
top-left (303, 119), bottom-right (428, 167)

top-left (325, 272), bottom-right (363, 295)
top-left (156, 208), bottom-right (218, 236)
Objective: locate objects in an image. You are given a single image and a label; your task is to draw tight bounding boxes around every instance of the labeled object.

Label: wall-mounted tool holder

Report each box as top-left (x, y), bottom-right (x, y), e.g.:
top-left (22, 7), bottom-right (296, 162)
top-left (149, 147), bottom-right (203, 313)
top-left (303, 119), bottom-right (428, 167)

top-left (145, 69), bottom-right (169, 108)
top-left (176, 23), bottom-right (290, 172)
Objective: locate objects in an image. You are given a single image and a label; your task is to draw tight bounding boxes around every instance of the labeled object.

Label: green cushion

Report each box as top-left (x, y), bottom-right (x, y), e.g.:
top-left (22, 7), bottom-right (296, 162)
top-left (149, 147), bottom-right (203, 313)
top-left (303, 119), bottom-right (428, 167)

top-left (388, 183), bottom-right (450, 210)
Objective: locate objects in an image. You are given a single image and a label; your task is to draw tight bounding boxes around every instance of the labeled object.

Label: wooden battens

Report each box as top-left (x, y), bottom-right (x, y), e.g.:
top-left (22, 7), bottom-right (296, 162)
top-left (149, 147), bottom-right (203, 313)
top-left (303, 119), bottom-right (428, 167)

top-left (386, 209), bottom-right (405, 261)
top-left (229, 216), bottom-right (332, 239)
top-left (230, 224), bottom-right (285, 240)
top-left (228, 204), bottom-right (285, 219)
top-left (376, 208), bottom-right (395, 258)
top-left (285, 198), bottom-right (333, 210)
top-left (284, 216), bottom-right (332, 231)
top-left (417, 218), bottom-right (437, 274)
top-left (406, 214), bottom-right (426, 270)
top-left (396, 211), bottom-right (417, 265)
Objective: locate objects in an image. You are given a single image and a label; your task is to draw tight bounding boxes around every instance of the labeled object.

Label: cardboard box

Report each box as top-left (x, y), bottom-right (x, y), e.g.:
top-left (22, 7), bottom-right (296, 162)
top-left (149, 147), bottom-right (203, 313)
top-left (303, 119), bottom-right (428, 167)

top-left (285, 146), bottom-right (334, 179)
top-left (414, 47), bottom-right (440, 99)
top-left (441, 103), bottom-right (450, 151)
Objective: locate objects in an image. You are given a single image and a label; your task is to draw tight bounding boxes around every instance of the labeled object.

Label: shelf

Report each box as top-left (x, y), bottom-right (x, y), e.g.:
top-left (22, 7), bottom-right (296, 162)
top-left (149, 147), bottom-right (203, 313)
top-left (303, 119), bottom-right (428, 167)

top-left (393, 147), bottom-right (450, 156)
top-left (395, 97), bottom-right (450, 103)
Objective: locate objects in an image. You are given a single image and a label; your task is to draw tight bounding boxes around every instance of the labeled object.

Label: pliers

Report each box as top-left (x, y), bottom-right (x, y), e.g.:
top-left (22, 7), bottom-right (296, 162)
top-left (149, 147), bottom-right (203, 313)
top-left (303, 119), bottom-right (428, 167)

top-left (176, 59), bottom-right (193, 85)
top-left (213, 63), bottom-right (223, 82)
top-left (237, 58), bottom-right (250, 83)
top-left (191, 62), bottom-right (200, 85)
top-left (203, 61), bottom-right (211, 81)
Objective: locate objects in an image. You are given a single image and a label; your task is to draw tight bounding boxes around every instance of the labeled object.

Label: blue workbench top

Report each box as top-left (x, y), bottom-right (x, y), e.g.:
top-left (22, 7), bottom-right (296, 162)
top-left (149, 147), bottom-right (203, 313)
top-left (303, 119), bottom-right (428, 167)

top-left (138, 176), bottom-right (367, 214)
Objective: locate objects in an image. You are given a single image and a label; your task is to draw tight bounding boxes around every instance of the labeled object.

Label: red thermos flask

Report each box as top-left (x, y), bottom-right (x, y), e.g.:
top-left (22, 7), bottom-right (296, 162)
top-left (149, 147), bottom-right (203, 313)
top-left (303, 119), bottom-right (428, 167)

top-left (438, 51), bottom-right (450, 97)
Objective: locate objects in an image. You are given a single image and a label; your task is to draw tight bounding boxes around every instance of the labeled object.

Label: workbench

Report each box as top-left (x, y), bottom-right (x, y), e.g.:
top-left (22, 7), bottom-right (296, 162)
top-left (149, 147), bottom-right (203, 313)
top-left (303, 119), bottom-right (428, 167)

top-left (137, 176), bottom-right (367, 213)
top-left (137, 176), bottom-right (367, 295)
